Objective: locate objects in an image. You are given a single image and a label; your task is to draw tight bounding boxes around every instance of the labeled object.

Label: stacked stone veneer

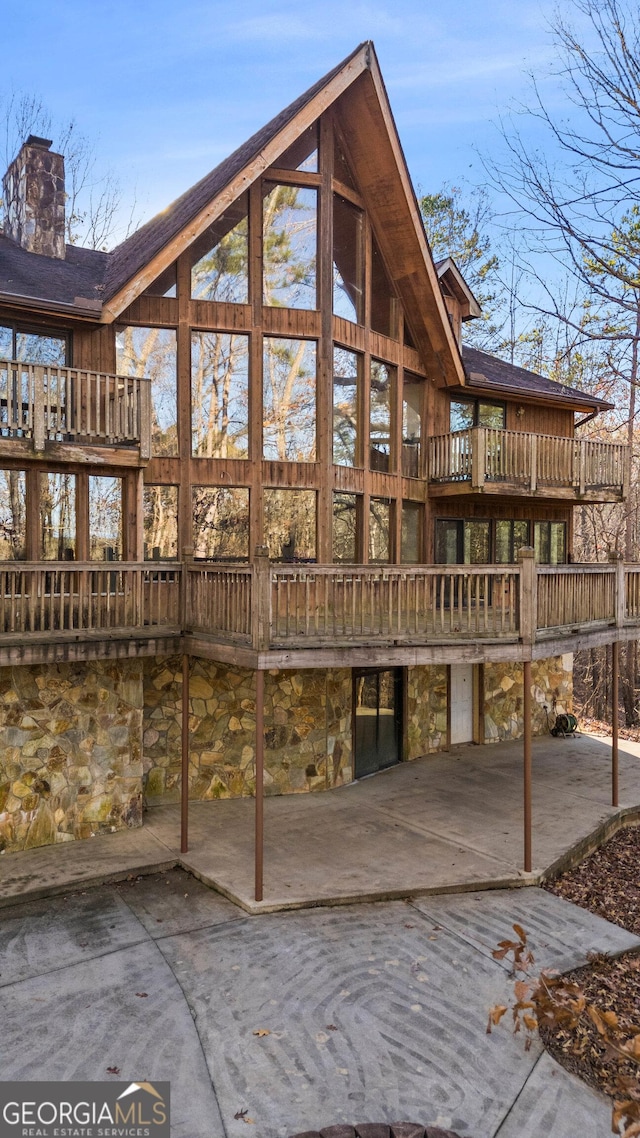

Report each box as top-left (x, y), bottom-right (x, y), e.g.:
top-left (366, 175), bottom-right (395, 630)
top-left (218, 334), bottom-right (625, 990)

top-left (0, 661), bottom-right (143, 853)
top-left (143, 658), bottom-right (353, 803)
top-left (406, 665), bottom-right (448, 758)
top-left (483, 654), bottom-right (573, 742)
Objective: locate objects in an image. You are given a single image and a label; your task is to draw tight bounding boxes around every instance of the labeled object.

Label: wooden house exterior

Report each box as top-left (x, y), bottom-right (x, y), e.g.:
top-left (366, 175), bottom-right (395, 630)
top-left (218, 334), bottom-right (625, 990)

top-left (0, 44), bottom-right (633, 893)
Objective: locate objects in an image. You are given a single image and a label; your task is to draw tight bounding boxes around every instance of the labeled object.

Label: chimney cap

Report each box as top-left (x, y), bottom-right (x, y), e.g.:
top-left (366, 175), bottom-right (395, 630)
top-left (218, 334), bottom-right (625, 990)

top-left (24, 135), bottom-right (53, 150)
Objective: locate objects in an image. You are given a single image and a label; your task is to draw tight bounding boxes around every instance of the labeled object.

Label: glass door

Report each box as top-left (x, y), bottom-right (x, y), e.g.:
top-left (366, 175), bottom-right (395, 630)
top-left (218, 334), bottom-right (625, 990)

top-left (353, 668), bottom-right (403, 778)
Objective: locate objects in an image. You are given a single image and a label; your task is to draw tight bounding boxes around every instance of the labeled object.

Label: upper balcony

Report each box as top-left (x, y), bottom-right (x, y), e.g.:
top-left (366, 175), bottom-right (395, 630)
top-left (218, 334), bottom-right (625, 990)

top-left (427, 427), bottom-right (629, 502)
top-left (0, 358), bottom-right (152, 466)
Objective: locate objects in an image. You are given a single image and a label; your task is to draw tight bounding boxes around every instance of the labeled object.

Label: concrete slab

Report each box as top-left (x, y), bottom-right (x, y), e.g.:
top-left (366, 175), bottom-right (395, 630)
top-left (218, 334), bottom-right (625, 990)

top-left (0, 938), bottom-right (225, 1138)
top-left (113, 864), bottom-right (245, 938)
top-left (410, 887), bottom-right (640, 973)
top-left (493, 1051), bottom-right (613, 1138)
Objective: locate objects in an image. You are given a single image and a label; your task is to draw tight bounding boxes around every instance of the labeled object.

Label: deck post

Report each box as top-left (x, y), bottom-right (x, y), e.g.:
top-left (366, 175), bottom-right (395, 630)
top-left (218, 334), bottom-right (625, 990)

top-left (612, 640), bottom-right (619, 808)
top-left (255, 668), bottom-right (265, 902)
top-left (252, 546), bottom-right (271, 651)
top-left (517, 546), bottom-right (537, 646)
top-left (180, 652), bottom-right (190, 854)
top-left (471, 426), bottom-right (486, 488)
top-left (523, 658), bottom-right (533, 873)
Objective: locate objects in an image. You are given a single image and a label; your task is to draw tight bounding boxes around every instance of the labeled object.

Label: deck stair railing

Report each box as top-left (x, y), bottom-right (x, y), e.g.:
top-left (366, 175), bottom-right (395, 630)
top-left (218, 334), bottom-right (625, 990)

top-left (428, 427), bottom-right (629, 495)
top-left (0, 359), bottom-right (152, 456)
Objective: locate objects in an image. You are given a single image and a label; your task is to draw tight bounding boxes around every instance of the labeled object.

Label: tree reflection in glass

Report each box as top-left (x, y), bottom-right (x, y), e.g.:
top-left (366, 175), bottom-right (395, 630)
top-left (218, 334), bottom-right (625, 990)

top-left (89, 476), bottom-right (122, 560)
top-left (333, 194), bottom-right (363, 323)
top-left (263, 489), bottom-right (316, 562)
top-left (263, 184), bottom-right (317, 309)
top-left (40, 473), bottom-right (76, 560)
top-left (190, 195), bottom-right (248, 303)
top-left (191, 332), bottom-right (249, 458)
top-left (333, 346), bottom-right (359, 466)
top-left (370, 360), bottom-right (394, 472)
top-left (263, 337), bottom-right (316, 461)
top-left (116, 327), bottom-right (178, 457)
top-left (144, 485), bottom-right (178, 560)
top-left (369, 497), bottom-right (391, 563)
top-left (192, 487), bottom-right (249, 561)
top-left (0, 469), bottom-right (26, 558)
top-left (333, 492), bottom-right (358, 562)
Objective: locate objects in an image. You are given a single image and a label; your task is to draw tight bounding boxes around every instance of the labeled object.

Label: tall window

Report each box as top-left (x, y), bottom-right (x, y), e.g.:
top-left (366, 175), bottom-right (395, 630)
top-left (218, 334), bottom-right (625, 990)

top-left (277, 124), bottom-right (318, 173)
top-left (495, 520), bottom-right (530, 563)
top-left (190, 194), bottom-right (249, 303)
top-left (116, 327), bottom-right (178, 456)
top-left (402, 373), bottom-right (424, 478)
top-left (535, 521), bottom-right (566, 565)
top-left (0, 470), bottom-right (26, 559)
top-left (333, 492), bottom-right (359, 562)
top-left (191, 332), bottom-right (249, 458)
top-left (144, 486), bottom-right (178, 560)
top-left (450, 397), bottom-right (505, 432)
top-left (401, 502), bottom-right (423, 564)
top-left (333, 194), bottom-right (364, 323)
top-left (263, 184), bottom-right (317, 309)
top-left (0, 324), bottom-right (67, 364)
top-left (333, 346), bottom-right (360, 466)
top-left (369, 498), bottom-right (392, 563)
top-left (89, 476), bottom-right (122, 561)
top-left (263, 489), bottom-right (316, 562)
top-left (263, 338), bottom-right (316, 461)
top-left (40, 473), bottom-right (75, 560)
top-left (192, 487), bottom-right (250, 561)
top-left (370, 236), bottom-right (396, 338)
top-left (370, 360), bottom-right (394, 473)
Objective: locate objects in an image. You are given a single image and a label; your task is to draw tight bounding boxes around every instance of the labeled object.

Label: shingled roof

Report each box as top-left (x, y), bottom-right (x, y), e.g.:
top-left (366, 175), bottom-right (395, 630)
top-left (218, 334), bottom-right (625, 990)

top-left (0, 234), bottom-right (106, 315)
top-left (462, 345), bottom-right (613, 413)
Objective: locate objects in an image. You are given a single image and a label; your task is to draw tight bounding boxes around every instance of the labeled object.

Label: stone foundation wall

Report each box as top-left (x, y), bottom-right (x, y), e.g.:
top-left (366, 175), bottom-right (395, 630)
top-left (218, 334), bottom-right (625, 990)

top-left (483, 654), bottom-right (573, 742)
top-left (0, 661), bottom-right (143, 853)
top-left (142, 659), bottom-right (352, 803)
top-left (406, 665), bottom-right (448, 759)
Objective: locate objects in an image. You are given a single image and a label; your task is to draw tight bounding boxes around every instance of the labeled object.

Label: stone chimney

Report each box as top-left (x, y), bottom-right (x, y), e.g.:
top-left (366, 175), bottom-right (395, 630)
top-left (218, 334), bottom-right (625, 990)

top-left (2, 135), bottom-right (66, 259)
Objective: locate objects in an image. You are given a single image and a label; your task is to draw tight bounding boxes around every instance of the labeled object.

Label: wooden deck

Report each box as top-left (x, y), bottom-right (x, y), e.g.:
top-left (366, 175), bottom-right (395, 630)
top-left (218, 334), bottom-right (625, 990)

top-left (428, 428), bottom-right (629, 501)
top-left (1, 556), bottom-right (639, 667)
top-left (0, 358), bottom-right (151, 463)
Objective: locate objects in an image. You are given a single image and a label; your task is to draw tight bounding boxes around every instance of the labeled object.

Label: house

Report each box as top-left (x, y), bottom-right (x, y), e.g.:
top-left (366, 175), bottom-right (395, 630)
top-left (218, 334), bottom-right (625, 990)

top-left (0, 43), bottom-right (632, 896)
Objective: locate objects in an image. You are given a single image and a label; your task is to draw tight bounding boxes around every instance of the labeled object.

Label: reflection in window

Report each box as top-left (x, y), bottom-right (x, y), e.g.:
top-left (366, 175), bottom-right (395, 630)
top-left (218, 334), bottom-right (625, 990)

top-left (371, 236), bottom-right (396, 338)
top-left (333, 346), bottom-right (360, 466)
top-left (369, 498), bottom-right (391, 563)
top-left (0, 324), bottom-right (67, 364)
top-left (144, 263), bottom-right (177, 298)
top-left (144, 485), bottom-right (178, 560)
top-left (116, 326), bottom-right (178, 456)
top-left (263, 489), bottom-right (316, 562)
top-left (263, 337), bottom-right (316, 461)
top-left (0, 469), bottom-right (26, 558)
top-left (190, 194), bottom-right (248, 303)
top-left (263, 184), bottom-right (317, 309)
top-left (333, 134), bottom-right (356, 190)
top-left (401, 502), bottom-right (423, 564)
top-left (535, 521), bottom-right (566, 565)
top-left (464, 520), bottom-right (490, 564)
top-left (402, 373), bottom-right (424, 477)
top-left (41, 473), bottom-right (76, 560)
top-left (192, 487), bottom-right (249, 561)
top-left (450, 397), bottom-right (505, 432)
top-left (333, 492), bottom-right (359, 562)
top-left (370, 360), bottom-right (394, 473)
top-left (89, 476), bottom-right (122, 561)
top-left (495, 520), bottom-right (530, 563)
top-left (333, 194), bottom-right (364, 323)
top-left (191, 332), bottom-right (249, 458)
top-left (276, 124), bottom-right (318, 172)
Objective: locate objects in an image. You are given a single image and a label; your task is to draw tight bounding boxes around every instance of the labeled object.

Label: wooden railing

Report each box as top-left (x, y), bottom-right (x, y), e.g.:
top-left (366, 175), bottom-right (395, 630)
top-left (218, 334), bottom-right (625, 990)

top-left (3, 557), bottom-right (640, 652)
top-left (428, 428), bottom-right (628, 496)
top-left (0, 359), bottom-right (152, 456)
top-left (0, 563), bottom-right (180, 635)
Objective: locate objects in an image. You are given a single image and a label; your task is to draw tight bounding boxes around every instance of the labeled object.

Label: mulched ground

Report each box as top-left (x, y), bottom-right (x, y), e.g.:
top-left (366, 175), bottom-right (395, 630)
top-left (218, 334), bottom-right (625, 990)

top-left (538, 826), bottom-right (640, 1108)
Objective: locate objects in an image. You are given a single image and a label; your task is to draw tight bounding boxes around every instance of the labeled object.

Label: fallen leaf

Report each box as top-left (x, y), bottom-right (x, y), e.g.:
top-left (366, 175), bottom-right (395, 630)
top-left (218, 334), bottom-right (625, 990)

top-left (234, 1109), bottom-right (255, 1123)
top-left (252, 1029), bottom-right (270, 1037)
top-left (326, 1024), bottom-right (338, 1031)
top-left (135, 993), bottom-right (148, 998)
top-left (107, 1067), bottom-right (120, 1076)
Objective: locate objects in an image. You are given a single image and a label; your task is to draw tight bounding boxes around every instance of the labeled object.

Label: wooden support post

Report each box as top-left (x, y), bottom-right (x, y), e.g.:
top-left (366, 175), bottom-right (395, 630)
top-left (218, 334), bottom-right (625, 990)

top-left (523, 658), bottom-right (533, 874)
top-left (610, 551), bottom-right (626, 629)
top-left (529, 434), bottom-right (537, 493)
top-left (471, 426), bottom-right (486, 489)
top-left (579, 439), bottom-right (586, 496)
top-left (139, 380), bottom-right (152, 460)
top-left (255, 668), bottom-right (265, 903)
top-left (517, 546), bottom-right (537, 646)
top-left (33, 366), bottom-right (45, 452)
top-left (252, 546), bottom-right (271, 651)
top-left (612, 640), bottom-right (619, 809)
top-left (181, 652), bottom-right (190, 854)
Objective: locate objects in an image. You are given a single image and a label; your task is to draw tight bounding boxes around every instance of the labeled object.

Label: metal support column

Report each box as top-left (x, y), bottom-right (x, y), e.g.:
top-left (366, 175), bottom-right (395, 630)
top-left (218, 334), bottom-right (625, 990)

top-left (255, 669), bottom-right (265, 902)
top-left (523, 658), bottom-right (532, 873)
top-left (180, 653), bottom-right (190, 854)
top-left (612, 641), bottom-right (619, 808)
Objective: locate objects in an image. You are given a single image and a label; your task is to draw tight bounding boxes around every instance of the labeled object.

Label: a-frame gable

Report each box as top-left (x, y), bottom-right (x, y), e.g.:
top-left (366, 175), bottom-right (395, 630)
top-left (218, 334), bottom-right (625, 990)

top-left (102, 42), bottom-right (465, 389)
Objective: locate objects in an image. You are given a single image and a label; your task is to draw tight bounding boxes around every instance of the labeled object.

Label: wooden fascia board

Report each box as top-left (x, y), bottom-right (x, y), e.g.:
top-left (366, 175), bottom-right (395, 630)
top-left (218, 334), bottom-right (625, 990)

top-left (101, 47), bottom-right (371, 324)
top-left (465, 379), bottom-right (605, 415)
top-left (362, 59), bottom-right (465, 388)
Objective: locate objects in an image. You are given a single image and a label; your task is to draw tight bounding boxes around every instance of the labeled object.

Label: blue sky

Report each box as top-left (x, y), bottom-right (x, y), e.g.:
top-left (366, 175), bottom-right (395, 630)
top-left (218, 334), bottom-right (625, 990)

top-left (2, 0), bottom-right (570, 240)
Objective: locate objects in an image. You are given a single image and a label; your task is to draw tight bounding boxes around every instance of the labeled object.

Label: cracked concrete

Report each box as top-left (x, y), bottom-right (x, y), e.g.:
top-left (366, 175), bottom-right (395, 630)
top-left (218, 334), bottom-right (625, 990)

top-left (0, 870), bottom-right (634, 1137)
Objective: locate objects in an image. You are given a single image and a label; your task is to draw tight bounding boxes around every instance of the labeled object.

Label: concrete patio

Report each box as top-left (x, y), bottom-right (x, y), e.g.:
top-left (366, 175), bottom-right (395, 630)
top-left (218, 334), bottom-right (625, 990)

top-left (1, 732), bottom-right (639, 913)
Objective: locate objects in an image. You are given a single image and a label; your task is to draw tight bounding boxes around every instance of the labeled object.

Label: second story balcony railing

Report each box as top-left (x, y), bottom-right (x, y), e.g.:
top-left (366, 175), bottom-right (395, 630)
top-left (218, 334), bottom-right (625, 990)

top-left (0, 359), bottom-right (152, 459)
top-left (428, 427), bottom-right (629, 501)
top-left (1, 557), bottom-right (636, 660)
